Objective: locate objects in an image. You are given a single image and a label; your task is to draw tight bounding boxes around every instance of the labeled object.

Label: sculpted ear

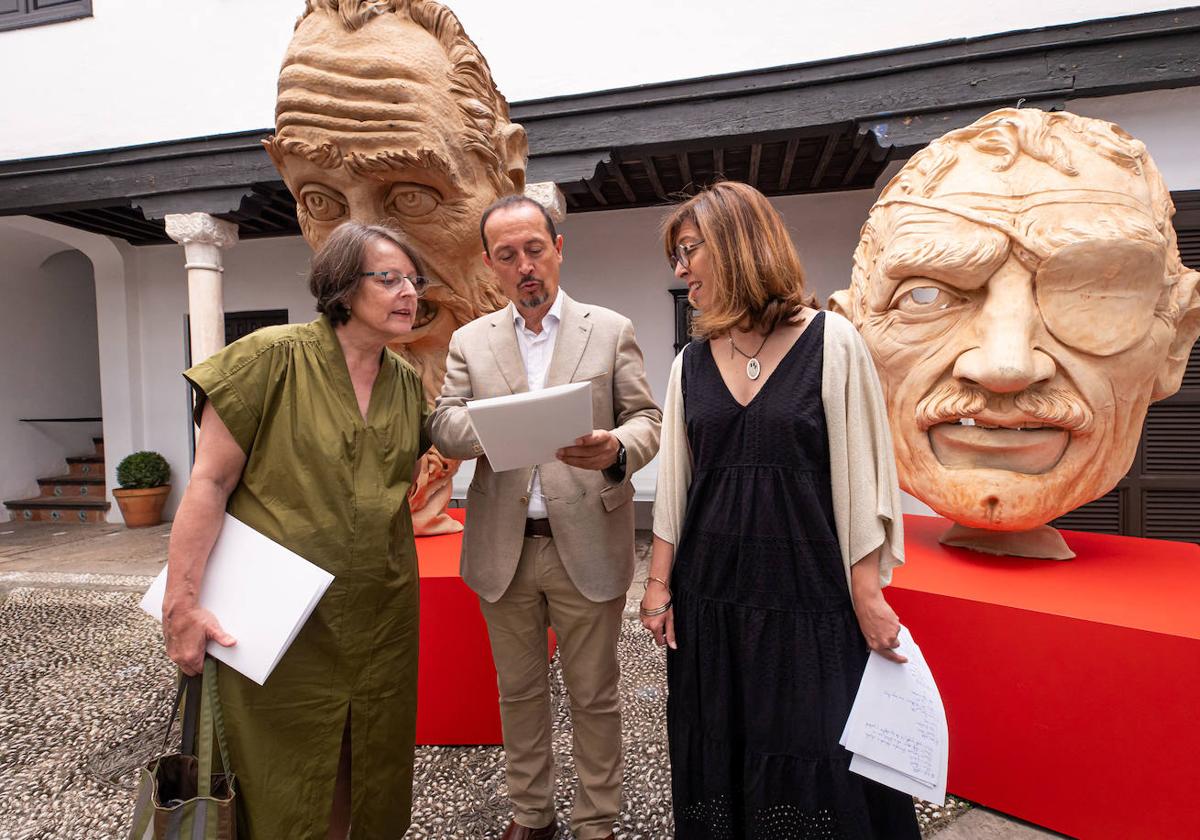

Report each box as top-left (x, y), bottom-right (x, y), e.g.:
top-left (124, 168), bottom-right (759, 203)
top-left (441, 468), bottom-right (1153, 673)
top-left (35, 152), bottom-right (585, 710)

top-left (1153, 267), bottom-right (1200, 401)
top-left (829, 289), bottom-right (854, 320)
top-left (262, 137), bottom-right (286, 177)
top-left (500, 123), bottom-right (528, 194)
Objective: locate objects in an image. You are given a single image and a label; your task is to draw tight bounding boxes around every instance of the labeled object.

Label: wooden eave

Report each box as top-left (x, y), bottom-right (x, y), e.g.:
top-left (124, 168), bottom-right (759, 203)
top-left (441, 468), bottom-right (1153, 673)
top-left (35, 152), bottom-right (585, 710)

top-left (0, 7), bottom-right (1197, 244)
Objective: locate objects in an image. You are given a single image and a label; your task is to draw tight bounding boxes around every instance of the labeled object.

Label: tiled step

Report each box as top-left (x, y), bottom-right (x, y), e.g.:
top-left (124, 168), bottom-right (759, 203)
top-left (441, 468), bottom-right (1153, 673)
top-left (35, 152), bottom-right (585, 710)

top-left (3, 496), bottom-right (110, 524)
top-left (37, 474), bottom-right (105, 498)
top-left (66, 455), bottom-right (105, 477)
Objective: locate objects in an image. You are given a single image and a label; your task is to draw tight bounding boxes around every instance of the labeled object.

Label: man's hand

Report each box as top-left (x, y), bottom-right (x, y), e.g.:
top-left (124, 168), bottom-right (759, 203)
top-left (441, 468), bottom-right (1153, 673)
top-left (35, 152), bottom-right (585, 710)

top-left (556, 429), bottom-right (621, 471)
top-left (163, 602), bottom-right (236, 676)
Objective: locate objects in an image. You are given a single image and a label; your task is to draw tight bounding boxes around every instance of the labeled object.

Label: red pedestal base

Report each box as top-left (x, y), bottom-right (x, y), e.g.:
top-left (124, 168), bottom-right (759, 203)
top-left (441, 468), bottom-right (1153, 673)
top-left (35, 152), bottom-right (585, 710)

top-left (890, 515), bottom-right (1200, 840)
top-left (415, 509), bottom-right (556, 745)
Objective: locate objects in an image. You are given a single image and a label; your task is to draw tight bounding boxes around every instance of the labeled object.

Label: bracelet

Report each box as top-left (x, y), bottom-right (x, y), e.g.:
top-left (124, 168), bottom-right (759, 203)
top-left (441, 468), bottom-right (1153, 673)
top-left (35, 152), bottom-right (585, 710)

top-left (644, 576), bottom-right (671, 592)
top-left (639, 599), bottom-right (672, 617)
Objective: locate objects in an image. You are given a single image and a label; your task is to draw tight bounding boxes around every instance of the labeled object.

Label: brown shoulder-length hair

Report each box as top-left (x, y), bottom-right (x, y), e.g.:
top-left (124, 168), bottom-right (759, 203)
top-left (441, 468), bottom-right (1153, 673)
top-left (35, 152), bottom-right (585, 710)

top-left (309, 222), bottom-right (426, 326)
top-left (661, 181), bottom-right (817, 339)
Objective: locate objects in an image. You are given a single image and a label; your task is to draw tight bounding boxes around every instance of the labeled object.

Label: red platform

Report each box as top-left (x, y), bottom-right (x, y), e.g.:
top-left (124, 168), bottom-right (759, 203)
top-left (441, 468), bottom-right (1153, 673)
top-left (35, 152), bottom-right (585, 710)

top-left (415, 508), bottom-right (556, 745)
top-left (889, 515), bottom-right (1200, 840)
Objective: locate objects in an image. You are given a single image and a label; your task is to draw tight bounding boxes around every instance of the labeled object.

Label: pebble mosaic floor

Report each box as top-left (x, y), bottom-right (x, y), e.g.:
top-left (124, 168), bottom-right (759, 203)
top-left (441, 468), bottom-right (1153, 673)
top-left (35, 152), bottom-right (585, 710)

top-left (0, 586), bottom-right (968, 838)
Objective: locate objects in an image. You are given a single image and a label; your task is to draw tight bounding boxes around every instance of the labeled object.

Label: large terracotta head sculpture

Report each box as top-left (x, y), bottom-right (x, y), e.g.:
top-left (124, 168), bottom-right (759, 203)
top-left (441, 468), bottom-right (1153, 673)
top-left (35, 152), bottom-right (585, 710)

top-left (265, 0), bottom-right (527, 399)
top-left (832, 108), bottom-right (1200, 557)
top-left (266, 0), bottom-right (528, 535)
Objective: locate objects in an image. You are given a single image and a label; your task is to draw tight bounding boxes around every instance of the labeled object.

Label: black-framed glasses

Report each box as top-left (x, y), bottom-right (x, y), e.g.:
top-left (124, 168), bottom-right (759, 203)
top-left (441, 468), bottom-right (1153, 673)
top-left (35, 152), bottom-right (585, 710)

top-left (359, 271), bottom-right (437, 297)
top-left (669, 239), bottom-right (706, 270)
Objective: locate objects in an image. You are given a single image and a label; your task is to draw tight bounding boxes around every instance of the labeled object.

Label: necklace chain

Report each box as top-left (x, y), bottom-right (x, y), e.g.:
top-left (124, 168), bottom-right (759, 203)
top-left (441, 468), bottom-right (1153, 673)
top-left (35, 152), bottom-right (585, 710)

top-left (728, 331), bottom-right (770, 361)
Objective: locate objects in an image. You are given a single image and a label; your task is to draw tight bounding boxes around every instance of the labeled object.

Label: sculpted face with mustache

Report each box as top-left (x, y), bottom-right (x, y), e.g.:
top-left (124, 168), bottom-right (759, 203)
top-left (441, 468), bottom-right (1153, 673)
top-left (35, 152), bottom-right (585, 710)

top-left (833, 109), bottom-right (1200, 542)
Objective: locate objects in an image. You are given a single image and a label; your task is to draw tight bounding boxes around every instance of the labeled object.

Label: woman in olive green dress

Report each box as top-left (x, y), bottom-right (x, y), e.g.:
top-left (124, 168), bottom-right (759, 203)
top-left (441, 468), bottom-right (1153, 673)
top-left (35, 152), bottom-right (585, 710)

top-left (161, 221), bottom-right (433, 838)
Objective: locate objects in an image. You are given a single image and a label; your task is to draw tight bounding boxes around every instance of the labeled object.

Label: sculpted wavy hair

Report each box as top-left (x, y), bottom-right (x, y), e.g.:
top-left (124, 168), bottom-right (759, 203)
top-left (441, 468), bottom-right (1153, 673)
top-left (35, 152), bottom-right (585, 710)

top-left (662, 181), bottom-right (817, 339)
top-left (309, 221), bottom-right (426, 326)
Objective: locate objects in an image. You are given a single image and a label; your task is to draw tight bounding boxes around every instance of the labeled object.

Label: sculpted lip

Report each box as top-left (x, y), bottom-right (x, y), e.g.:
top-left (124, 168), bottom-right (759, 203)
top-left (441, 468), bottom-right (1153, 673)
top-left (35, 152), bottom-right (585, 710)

top-left (928, 416), bottom-right (1070, 474)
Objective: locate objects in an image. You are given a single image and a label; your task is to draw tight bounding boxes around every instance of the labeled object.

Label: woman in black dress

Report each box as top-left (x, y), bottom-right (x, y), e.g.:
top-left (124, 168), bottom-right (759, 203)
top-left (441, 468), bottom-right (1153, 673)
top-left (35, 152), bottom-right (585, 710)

top-left (644, 181), bottom-right (921, 839)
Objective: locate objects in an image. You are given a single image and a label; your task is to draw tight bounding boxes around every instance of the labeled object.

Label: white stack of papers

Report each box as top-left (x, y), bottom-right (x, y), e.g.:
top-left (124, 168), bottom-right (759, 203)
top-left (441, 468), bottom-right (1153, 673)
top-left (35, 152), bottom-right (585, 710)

top-left (141, 514), bottom-right (334, 686)
top-left (466, 380), bottom-right (594, 472)
top-left (839, 625), bottom-right (949, 805)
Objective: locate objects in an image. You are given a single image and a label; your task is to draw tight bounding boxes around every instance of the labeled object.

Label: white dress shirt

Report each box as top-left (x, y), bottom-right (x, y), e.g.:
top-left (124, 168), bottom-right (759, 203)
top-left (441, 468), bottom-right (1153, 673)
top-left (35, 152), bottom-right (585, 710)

top-left (512, 291), bottom-right (564, 519)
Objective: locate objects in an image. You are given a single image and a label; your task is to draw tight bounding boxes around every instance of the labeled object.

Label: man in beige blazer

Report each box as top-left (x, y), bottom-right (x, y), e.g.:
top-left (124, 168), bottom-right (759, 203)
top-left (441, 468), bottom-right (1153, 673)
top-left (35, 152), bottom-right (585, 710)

top-left (429, 196), bottom-right (661, 840)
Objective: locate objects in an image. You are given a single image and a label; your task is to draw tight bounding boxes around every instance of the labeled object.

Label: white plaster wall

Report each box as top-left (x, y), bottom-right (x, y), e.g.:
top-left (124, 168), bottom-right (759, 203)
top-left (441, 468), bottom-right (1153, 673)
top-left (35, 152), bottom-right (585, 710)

top-left (0, 0), bottom-right (1187, 161)
top-left (0, 242), bottom-right (102, 519)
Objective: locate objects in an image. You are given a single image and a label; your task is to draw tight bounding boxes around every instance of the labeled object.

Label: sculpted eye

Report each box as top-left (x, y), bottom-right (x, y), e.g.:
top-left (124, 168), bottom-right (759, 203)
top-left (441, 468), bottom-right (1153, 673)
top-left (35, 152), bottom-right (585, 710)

top-left (299, 186), bottom-right (347, 222)
top-left (387, 184), bottom-right (440, 218)
top-left (892, 284), bottom-right (965, 315)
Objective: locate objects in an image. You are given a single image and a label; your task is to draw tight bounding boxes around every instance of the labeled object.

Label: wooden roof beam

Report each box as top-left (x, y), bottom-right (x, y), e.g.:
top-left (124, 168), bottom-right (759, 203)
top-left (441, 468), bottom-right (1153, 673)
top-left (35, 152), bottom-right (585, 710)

top-left (810, 133), bottom-right (839, 188)
top-left (713, 147), bottom-right (725, 180)
top-left (584, 176), bottom-right (609, 206)
top-left (642, 156), bottom-right (668, 201)
top-left (748, 143), bottom-right (762, 187)
top-left (606, 156), bottom-right (637, 203)
top-left (840, 133), bottom-right (872, 186)
top-left (676, 152), bottom-right (692, 191)
top-left (777, 138), bottom-right (799, 190)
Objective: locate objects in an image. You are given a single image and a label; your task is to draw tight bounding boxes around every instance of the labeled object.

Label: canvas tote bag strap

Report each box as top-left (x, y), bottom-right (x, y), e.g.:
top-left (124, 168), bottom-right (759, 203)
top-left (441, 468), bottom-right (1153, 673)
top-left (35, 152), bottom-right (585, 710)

top-left (157, 671), bottom-right (201, 754)
top-left (180, 673), bottom-right (203, 756)
top-left (196, 657), bottom-right (233, 798)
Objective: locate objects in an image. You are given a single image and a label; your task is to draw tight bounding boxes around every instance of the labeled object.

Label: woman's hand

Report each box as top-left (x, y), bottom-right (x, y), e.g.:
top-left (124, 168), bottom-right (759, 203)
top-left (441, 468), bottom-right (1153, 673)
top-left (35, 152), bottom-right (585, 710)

top-left (852, 589), bottom-right (906, 664)
top-left (642, 537), bottom-right (678, 649)
top-left (161, 401), bottom-right (245, 675)
top-left (850, 548), bottom-right (906, 664)
top-left (640, 600), bottom-right (676, 649)
top-left (163, 602), bottom-right (236, 676)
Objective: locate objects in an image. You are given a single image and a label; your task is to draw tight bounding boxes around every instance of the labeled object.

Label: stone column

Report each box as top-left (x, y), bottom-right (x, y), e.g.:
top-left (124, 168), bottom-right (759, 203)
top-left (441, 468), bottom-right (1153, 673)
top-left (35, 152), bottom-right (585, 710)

top-left (164, 213), bottom-right (239, 365)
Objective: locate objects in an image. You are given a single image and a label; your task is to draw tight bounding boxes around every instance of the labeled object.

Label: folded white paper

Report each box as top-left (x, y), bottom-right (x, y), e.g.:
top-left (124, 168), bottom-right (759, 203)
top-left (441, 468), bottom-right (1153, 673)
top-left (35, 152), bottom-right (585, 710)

top-left (466, 380), bottom-right (594, 472)
top-left (140, 514), bottom-right (334, 686)
top-left (839, 625), bottom-right (949, 805)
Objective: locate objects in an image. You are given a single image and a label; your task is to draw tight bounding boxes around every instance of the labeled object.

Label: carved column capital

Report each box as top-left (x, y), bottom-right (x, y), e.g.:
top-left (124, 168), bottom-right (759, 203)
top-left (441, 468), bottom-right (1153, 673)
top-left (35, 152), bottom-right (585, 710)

top-left (524, 182), bottom-right (567, 223)
top-left (164, 213), bottom-right (240, 249)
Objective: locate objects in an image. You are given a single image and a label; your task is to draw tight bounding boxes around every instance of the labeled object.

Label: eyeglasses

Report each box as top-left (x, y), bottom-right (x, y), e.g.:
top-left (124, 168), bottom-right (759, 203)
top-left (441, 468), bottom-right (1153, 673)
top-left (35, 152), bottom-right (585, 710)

top-left (359, 271), bottom-right (438, 297)
top-left (669, 239), bottom-right (705, 270)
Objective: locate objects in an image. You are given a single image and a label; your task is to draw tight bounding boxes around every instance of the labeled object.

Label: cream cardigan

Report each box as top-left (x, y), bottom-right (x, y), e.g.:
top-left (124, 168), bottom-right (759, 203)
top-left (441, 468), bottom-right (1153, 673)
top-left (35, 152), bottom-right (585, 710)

top-left (651, 310), bottom-right (905, 591)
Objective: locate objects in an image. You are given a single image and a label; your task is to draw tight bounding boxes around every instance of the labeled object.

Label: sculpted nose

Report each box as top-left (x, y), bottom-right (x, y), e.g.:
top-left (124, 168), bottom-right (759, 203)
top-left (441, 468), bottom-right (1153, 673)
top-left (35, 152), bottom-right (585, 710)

top-left (953, 270), bottom-right (1056, 394)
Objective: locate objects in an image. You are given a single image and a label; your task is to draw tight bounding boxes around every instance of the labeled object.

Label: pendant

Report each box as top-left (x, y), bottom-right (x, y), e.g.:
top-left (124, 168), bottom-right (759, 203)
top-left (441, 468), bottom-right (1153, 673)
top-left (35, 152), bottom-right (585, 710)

top-left (746, 357), bottom-right (761, 380)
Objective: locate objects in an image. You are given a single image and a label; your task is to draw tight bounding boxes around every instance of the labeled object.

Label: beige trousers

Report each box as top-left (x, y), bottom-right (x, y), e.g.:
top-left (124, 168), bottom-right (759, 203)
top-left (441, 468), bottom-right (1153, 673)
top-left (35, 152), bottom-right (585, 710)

top-left (478, 536), bottom-right (625, 840)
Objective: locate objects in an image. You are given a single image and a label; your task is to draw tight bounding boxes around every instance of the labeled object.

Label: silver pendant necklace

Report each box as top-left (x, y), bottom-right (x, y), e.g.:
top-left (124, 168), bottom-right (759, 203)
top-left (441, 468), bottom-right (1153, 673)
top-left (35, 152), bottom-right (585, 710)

top-left (728, 330), bottom-right (771, 380)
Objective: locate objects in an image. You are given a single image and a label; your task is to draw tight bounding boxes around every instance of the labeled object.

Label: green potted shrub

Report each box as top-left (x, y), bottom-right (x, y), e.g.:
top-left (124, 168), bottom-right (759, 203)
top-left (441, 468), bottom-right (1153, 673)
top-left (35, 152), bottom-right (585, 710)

top-left (113, 451), bottom-right (172, 528)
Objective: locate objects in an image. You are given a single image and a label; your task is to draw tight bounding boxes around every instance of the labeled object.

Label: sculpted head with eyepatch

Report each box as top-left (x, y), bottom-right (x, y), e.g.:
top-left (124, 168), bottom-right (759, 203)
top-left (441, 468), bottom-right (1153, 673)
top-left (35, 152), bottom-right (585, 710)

top-left (264, 0), bottom-right (527, 398)
top-left (832, 108), bottom-right (1200, 546)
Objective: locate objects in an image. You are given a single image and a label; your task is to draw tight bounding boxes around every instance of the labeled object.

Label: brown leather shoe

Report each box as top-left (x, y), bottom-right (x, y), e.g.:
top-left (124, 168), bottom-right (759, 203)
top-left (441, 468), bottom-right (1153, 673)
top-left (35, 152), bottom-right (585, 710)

top-left (499, 819), bottom-right (558, 840)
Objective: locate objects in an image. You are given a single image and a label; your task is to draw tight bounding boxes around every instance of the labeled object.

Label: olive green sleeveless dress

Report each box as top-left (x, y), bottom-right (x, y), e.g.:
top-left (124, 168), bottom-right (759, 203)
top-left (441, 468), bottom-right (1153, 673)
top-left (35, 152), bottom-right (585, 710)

top-left (184, 315), bottom-right (430, 838)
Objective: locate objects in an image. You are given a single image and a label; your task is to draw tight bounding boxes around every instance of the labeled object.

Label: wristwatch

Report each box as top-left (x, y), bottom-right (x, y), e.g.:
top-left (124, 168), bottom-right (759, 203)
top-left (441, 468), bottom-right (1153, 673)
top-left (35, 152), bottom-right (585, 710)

top-left (605, 441), bottom-right (627, 481)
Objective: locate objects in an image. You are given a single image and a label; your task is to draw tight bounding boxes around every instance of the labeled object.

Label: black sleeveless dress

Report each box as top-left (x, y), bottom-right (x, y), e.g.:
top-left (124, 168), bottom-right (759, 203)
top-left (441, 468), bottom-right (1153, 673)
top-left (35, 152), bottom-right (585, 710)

top-left (667, 312), bottom-right (920, 839)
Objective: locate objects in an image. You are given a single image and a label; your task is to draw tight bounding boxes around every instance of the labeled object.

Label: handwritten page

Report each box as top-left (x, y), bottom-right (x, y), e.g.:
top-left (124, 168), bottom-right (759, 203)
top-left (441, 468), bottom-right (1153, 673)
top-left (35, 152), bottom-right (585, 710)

top-left (839, 625), bottom-right (948, 804)
top-left (140, 514), bottom-right (334, 686)
top-left (466, 381), bottom-right (594, 472)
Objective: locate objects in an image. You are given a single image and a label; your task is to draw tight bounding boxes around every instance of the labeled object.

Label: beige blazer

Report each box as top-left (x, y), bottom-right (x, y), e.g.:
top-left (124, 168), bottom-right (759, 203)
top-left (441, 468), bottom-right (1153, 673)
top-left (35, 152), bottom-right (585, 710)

top-left (652, 310), bottom-right (905, 597)
top-left (429, 290), bottom-right (662, 603)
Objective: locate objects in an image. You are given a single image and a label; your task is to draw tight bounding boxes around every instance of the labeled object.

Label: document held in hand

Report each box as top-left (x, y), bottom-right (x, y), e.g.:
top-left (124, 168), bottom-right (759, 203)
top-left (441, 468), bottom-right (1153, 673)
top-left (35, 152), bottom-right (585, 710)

top-left (466, 380), bottom-right (594, 472)
top-left (839, 625), bottom-right (949, 805)
top-left (140, 514), bottom-right (334, 686)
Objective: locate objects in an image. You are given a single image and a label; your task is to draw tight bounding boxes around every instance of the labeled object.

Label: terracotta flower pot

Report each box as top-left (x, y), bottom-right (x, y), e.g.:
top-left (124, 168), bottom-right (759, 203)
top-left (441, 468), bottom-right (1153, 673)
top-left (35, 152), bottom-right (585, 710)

top-left (113, 485), bottom-right (171, 528)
